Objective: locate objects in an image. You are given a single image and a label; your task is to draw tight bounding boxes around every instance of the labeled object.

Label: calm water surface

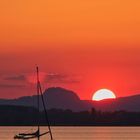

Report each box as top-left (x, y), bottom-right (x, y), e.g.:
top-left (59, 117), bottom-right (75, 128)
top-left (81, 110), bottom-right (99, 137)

top-left (1, 126), bottom-right (140, 140)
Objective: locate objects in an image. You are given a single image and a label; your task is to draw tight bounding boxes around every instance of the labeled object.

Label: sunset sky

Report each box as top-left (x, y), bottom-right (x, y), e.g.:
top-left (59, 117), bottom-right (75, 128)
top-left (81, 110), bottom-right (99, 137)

top-left (0, 0), bottom-right (140, 99)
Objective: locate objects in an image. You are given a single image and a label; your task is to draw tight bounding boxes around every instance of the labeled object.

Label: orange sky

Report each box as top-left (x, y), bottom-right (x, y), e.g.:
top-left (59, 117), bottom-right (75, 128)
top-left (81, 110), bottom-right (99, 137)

top-left (0, 0), bottom-right (140, 99)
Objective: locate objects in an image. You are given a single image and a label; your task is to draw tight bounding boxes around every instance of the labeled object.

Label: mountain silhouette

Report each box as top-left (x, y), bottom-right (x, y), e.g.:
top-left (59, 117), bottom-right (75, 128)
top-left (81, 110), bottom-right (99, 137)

top-left (43, 87), bottom-right (87, 111)
top-left (0, 87), bottom-right (87, 111)
top-left (0, 87), bottom-right (140, 112)
top-left (84, 94), bottom-right (140, 112)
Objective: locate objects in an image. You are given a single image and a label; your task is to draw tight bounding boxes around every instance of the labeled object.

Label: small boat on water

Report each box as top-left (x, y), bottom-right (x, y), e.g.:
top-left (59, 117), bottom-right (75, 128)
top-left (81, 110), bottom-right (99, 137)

top-left (14, 67), bottom-right (53, 140)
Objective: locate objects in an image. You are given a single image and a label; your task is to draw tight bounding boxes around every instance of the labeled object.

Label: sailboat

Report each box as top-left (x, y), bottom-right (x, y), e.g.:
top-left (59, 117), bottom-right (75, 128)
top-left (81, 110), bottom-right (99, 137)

top-left (14, 67), bottom-right (53, 140)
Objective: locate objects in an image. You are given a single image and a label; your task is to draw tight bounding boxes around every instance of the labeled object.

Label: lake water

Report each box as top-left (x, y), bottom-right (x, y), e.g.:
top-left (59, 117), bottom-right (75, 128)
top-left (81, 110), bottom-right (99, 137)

top-left (1, 126), bottom-right (140, 140)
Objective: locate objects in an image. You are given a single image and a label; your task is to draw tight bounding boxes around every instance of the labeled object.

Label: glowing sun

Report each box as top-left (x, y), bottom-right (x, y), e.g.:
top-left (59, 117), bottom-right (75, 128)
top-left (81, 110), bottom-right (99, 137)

top-left (92, 89), bottom-right (116, 101)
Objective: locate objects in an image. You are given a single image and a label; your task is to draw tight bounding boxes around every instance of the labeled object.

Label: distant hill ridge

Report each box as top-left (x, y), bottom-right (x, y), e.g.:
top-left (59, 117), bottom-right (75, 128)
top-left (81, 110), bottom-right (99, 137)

top-left (0, 87), bottom-right (140, 112)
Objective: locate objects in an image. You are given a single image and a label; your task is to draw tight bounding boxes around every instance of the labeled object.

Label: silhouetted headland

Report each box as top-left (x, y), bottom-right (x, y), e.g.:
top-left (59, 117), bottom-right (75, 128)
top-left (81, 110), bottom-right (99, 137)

top-left (0, 87), bottom-right (140, 112)
top-left (0, 87), bottom-right (140, 126)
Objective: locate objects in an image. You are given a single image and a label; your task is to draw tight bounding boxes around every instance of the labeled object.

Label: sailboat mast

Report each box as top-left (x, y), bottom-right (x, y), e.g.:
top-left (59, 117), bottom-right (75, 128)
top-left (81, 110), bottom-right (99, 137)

top-left (36, 66), bottom-right (53, 140)
top-left (39, 85), bottom-right (53, 140)
top-left (36, 66), bottom-right (40, 140)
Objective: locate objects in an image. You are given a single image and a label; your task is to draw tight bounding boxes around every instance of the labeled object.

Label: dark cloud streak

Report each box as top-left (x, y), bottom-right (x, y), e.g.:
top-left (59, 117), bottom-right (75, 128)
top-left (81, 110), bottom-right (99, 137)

top-left (3, 73), bottom-right (80, 84)
top-left (0, 84), bottom-right (25, 88)
top-left (4, 75), bottom-right (26, 81)
top-left (46, 73), bottom-right (80, 84)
